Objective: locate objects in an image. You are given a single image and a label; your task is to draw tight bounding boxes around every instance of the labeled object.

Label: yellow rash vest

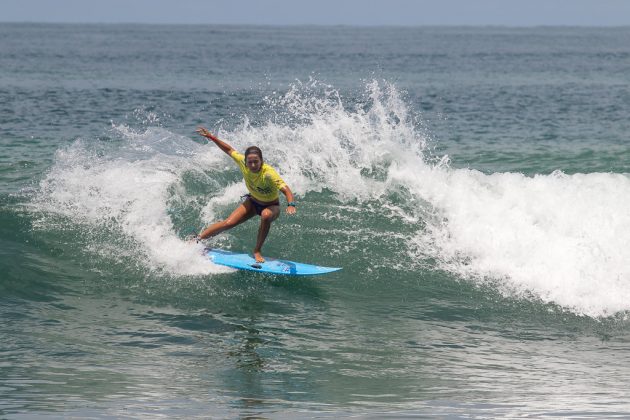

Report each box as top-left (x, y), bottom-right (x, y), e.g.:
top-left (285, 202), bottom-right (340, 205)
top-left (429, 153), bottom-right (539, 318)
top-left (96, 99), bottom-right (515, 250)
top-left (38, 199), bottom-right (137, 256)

top-left (230, 150), bottom-right (287, 202)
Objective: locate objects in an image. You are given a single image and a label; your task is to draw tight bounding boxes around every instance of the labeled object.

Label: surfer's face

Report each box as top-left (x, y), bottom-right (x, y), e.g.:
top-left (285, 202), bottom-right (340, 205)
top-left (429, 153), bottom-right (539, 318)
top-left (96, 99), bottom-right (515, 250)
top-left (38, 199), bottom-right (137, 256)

top-left (246, 154), bottom-right (262, 173)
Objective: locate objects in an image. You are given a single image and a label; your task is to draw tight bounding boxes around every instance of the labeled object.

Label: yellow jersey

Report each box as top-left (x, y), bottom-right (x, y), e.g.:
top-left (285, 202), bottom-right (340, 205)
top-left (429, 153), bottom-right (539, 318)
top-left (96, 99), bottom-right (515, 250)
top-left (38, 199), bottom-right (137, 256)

top-left (230, 150), bottom-right (287, 202)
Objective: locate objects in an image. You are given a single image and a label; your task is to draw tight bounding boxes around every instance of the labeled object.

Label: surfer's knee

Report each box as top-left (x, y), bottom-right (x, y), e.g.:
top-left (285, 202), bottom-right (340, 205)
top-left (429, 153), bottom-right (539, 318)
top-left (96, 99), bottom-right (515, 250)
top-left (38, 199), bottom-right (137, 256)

top-left (260, 209), bottom-right (276, 223)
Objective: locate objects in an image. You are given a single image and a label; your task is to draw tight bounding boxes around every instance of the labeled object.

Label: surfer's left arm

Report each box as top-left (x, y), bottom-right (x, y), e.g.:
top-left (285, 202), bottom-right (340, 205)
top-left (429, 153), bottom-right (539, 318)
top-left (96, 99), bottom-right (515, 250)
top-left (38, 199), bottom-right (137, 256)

top-left (280, 185), bottom-right (296, 215)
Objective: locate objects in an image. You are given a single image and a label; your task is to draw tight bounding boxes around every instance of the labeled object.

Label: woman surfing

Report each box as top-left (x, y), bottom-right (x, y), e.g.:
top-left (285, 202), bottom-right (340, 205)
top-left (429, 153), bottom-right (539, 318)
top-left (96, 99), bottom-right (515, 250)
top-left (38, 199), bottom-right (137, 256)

top-left (195, 127), bottom-right (296, 263)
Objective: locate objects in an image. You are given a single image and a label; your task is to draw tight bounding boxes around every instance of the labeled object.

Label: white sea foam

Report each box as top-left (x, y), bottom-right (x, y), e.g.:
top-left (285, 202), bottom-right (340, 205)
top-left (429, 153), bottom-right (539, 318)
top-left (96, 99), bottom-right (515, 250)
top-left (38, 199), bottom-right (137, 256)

top-left (402, 167), bottom-right (630, 317)
top-left (34, 128), bottom-right (230, 276)
top-left (34, 80), bottom-right (630, 316)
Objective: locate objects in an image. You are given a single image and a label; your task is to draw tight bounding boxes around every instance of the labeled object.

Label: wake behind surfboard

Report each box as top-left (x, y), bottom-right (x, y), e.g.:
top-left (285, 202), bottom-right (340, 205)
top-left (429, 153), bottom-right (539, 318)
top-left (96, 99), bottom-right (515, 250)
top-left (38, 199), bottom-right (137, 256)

top-left (205, 248), bottom-right (341, 276)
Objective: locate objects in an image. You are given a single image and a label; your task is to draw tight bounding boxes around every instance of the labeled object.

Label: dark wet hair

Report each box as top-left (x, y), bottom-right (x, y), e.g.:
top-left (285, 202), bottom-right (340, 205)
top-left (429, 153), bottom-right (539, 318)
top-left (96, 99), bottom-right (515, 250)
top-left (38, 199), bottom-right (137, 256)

top-left (245, 146), bottom-right (263, 162)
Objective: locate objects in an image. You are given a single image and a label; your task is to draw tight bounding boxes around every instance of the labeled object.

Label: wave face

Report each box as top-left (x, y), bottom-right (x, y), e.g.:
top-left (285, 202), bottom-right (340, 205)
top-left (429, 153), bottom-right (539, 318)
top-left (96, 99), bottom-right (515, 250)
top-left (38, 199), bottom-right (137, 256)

top-left (30, 79), bottom-right (630, 317)
top-left (5, 25), bottom-right (630, 418)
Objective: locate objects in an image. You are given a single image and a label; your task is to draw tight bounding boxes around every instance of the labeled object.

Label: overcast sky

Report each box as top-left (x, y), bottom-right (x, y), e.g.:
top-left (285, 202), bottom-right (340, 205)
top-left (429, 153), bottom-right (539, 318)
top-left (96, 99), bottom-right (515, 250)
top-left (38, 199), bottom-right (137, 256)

top-left (2, 0), bottom-right (630, 26)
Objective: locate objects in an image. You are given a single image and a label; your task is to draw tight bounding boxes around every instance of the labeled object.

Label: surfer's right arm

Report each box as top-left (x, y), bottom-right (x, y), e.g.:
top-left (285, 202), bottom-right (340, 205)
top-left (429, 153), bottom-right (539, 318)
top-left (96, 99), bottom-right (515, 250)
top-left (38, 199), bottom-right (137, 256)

top-left (196, 127), bottom-right (235, 155)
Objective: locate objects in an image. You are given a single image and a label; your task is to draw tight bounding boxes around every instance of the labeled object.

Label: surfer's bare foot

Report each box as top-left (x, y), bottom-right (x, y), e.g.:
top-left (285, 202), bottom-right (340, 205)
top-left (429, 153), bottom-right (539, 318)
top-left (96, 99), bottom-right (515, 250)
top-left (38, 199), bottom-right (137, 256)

top-left (186, 234), bottom-right (200, 243)
top-left (253, 251), bottom-right (265, 263)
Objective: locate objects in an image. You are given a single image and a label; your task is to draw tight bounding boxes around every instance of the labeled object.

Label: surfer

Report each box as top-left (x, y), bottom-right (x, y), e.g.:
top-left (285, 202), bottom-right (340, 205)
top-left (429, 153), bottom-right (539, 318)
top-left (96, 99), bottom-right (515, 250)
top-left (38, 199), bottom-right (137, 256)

top-left (195, 127), bottom-right (296, 263)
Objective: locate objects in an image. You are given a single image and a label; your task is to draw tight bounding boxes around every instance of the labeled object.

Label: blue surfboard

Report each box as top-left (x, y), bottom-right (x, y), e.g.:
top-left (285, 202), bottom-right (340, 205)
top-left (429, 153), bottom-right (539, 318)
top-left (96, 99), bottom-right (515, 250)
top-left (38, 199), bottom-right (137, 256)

top-left (204, 248), bottom-right (341, 276)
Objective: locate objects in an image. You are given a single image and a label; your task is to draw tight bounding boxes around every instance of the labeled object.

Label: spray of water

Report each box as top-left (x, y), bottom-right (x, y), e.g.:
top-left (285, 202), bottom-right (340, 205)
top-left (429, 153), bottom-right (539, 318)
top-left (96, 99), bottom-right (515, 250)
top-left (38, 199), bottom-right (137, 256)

top-left (32, 80), bottom-right (630, 316)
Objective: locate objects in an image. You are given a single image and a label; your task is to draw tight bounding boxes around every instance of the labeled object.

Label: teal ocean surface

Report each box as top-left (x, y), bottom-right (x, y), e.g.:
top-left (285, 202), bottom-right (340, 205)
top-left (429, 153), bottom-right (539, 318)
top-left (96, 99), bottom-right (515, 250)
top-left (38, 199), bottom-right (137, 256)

top-left (1, 24), bottom-right (630, 418)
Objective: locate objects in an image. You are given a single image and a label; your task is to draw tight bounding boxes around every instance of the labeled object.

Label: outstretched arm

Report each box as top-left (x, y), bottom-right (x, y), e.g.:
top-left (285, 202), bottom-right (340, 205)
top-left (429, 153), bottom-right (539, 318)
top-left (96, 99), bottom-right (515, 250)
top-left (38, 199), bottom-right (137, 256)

top-left (280, 185), bottom-right (296, 215)
top-left (196, 126), bottom-right (235, 156)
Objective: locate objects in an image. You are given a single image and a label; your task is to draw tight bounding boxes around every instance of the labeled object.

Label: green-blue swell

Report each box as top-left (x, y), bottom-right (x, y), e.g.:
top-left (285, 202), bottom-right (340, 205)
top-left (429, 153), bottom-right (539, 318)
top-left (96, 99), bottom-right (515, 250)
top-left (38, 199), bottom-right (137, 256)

top-left (2, 24), bottom-right (630, 418)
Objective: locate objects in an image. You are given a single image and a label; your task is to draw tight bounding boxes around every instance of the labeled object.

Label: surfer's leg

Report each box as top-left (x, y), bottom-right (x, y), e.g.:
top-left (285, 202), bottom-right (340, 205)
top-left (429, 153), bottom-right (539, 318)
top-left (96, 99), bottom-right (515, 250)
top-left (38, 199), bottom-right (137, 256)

top-left (199, 201), bottom-right (255, 240)
top-left (253, 205), bottom-right (280, 262)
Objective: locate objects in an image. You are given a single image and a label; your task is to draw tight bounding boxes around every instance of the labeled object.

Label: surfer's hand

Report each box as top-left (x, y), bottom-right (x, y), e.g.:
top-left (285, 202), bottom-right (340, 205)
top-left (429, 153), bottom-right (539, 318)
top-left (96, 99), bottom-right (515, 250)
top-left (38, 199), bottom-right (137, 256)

top-left (286, 206), bottom-right (296, 215)
top-left (196, 127), bottom-right (214, 139)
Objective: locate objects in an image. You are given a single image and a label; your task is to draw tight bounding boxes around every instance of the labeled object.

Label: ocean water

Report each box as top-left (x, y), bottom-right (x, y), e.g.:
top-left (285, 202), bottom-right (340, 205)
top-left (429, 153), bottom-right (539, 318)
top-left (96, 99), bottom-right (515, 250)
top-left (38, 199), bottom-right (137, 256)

top-left (1, 23), bottom-right (630, 418)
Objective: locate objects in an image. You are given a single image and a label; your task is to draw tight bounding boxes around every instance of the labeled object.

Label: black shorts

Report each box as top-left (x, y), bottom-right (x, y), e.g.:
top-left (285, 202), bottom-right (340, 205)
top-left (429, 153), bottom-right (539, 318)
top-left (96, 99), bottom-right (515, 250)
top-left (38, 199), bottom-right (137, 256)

top-left (244, 194), bottom-right (279, 216)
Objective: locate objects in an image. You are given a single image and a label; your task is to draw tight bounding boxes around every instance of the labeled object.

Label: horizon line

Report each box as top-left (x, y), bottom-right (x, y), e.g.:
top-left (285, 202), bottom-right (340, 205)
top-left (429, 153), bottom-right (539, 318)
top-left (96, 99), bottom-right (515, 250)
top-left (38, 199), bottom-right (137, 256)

top-left (2, 21), bottom-right (630, 29)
